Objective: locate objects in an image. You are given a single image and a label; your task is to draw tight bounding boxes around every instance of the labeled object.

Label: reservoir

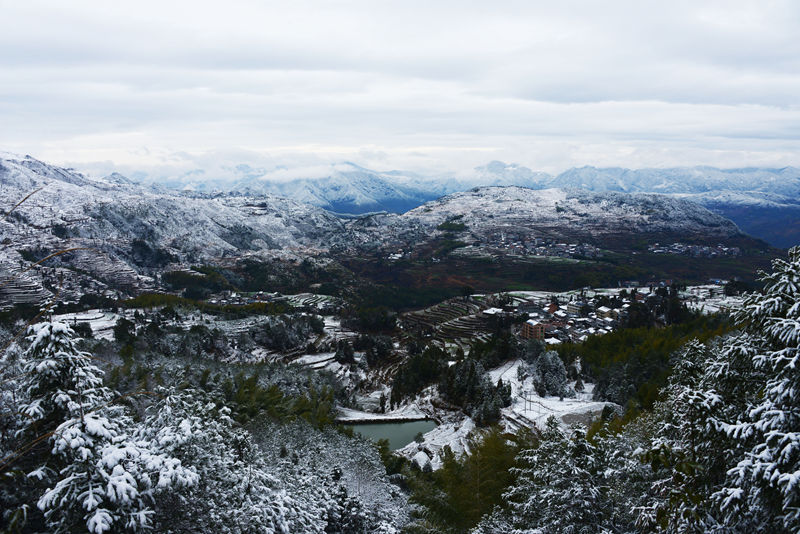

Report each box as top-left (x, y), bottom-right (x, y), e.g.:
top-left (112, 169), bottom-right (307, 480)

top-left (349, 420), bottom-right (437, 450)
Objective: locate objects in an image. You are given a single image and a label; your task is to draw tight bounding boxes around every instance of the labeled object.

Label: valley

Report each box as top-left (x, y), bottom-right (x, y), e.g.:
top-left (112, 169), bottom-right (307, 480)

top-left (0, 152), bottom-right (795, 533)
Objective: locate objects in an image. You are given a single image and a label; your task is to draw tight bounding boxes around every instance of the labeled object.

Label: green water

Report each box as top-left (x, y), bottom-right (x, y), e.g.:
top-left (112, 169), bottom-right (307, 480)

top-left (349, 420), bottom-right (437, 450)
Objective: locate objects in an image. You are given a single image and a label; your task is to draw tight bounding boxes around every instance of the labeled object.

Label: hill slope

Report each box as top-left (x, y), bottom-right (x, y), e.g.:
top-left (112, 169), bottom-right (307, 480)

top-left (342, 186), bottom-right (751, 251)
top-left (0, 154), bottom-right (344, 264)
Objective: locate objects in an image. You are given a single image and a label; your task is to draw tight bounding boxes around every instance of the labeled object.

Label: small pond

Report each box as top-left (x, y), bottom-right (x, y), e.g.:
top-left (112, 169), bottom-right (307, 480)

top-left (349, 420), bottom-right (437, 450)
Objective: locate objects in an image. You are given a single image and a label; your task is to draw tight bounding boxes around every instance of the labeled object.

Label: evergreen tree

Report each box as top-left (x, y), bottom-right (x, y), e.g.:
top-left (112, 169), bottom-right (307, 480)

top-left (717, 246), bottom-right (800, 532)
top-left (408, 426), bottom-right (523, 534)
top-left (504, 417), bottom-right (609, 533)
top-left (17, 322), bottom-right (197, 534)
top-left (17, 322), bottom-right (112, 435)
top-left (141, 388), bottom-right (325, 533)
top-left (637, 340), bottom-right (728, 532)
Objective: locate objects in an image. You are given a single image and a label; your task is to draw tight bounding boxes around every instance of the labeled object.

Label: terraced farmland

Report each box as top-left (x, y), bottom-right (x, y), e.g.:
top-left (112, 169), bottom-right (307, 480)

top-left (400, 297), bottom-right (494, 341)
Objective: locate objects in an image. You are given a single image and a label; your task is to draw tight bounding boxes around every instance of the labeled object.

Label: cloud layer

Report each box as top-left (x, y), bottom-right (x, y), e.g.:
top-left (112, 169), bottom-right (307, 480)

top-left (1, 1), bottom-right (798, 177)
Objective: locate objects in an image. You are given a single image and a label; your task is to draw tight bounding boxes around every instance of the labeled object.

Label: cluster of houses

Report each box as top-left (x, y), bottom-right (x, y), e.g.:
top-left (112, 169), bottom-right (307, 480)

top-left (648, 242), bottom-right (741, 258)
top-left (515, 297), bottom-right (626, 345)
top-left (489, 232), bottom-right (603, 259)
top-left (207, 290), bottom-right (288, 306)
top-left (479, 294), bottom-right (628, 346)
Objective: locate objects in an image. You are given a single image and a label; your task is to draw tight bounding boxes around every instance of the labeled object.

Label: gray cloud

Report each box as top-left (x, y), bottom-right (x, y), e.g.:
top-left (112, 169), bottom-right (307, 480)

top-left (0, 1), bottom-right (798, 176)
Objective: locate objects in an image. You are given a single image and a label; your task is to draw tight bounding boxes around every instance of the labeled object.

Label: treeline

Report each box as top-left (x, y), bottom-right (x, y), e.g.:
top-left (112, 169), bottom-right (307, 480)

top-left (220, 372), bottom-right (337, 427)
top-left (399, 426), bottom-right (537, 533)
top-left (390, 345), bottom-right (448, 407)
top-left (340, 304), bottom-right (397, 332)
top-left (0, 291), bottom-right (293, 325)
top-left (109, 312), bottom-right (324, 365)
top-left (161, 266), bottom-right (233, 299)
top-left (121, 292), bottom-right (291, 317)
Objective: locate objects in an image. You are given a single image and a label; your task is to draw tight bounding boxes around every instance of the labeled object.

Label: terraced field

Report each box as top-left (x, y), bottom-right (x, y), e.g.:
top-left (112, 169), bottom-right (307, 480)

top-left (400, 297), bottom-right (494, 341)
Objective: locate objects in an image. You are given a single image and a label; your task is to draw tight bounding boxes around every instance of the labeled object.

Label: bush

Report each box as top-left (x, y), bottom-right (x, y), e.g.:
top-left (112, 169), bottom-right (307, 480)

top-left (71, 321), bottom-right (93, 338)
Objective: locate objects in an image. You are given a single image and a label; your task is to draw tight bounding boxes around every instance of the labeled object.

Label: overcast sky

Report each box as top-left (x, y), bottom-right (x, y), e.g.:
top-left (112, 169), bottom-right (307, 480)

top-left (1, 0), bottom-right (799, 179)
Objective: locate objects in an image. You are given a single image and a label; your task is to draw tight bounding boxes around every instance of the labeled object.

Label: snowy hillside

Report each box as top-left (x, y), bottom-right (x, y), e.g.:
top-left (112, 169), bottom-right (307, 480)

top-left (0, 153), bottom-right (758, 288)
top-left (545, 165), bottom-right (800, 247)
top-left (456, 163), bottom-right (799, 247)
top-left (342, 187), bottom-right (746, 249)
top-left (0, 153), bottom-right (344, 261)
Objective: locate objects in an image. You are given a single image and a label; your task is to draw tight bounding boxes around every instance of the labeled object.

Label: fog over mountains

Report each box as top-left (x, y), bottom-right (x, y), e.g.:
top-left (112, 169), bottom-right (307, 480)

top-left (126, 160), bottom-right (799, 247)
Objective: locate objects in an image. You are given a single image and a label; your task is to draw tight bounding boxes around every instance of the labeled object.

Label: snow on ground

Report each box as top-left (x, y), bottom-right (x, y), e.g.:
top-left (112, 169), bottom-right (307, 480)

top-left (357, 386), bottom-right (392, 413)
top-left (51, 309), bottom-right (123, 340)
top-left (682, 284), bottom-right (743, 315)
top-left (295, 352), bottom-right (337, 369)
top-left (337, 404), bottom-right (428, 423)
top-left (488, 359), bottom-right (521, 391)
top-left (322, 316), bottom-right (356, 338)
top-left (393, 358), bottom-right (614, 469)
top-left (496, 358), bottom-right (610, 431)
top-left (503, 392), bottom-right (609, 431)
top-left (398, 418), bottom-right (477, 470)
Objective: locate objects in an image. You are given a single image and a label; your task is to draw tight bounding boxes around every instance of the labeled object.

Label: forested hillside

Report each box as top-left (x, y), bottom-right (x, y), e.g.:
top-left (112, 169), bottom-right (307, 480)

top-left (1, 248), bottom-right (798, 533)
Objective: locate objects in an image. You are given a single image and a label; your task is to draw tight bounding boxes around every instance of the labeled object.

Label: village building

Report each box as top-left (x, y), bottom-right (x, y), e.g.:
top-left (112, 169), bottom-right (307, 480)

top-left (521, 319), bottom-right (546, 340)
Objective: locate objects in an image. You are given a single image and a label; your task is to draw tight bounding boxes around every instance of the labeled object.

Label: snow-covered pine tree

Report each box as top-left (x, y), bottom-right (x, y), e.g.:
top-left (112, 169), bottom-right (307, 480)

top-left (140, 388), bottom-right (325, 533)
top-left (0, 331), bottom-right (34, 531)
top-left (17, 322), bottom-right (112, 435)
top-left (17, 321), bottom-right (198, 534)
top-left (636, 339), bottom-right (729, 532)
top-left (718, 246), bottom-right (800, 531)
top-left (504, 416), bottom-right (609, 533)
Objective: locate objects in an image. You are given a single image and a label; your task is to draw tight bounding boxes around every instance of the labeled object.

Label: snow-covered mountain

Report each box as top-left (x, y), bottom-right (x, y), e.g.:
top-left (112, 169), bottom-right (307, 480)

top-left (232, 163), bottom-right (443, 214)
top-left (406, 187), bottom-right (741, 236)
top-left (0, 153), bottom-right (764, 281)
top-left (545, 166), bottom-right (800, 248)
top-left (137, 161), bottom-right (554, 216)
top-left (137, 159), bottom-right (799, 247)
top-left (550, 165), bottom-right (800, 197)
top-left (343, 186), bottom-right (749, 250)
top-left (458, 161), bottom-right (551, 189)
top-left (140, 162), bottom-right (446, 214)
top-left (0, 153), bottom-right (344, 264)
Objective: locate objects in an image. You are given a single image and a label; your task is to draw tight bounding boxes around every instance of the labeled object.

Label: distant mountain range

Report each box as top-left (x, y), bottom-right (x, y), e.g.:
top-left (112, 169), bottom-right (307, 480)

top-left (0, 151), bottom-right (779, 313)
top-left (141, 161), bottom-right (552, 215)
top-left (2, 151), bottom-right (796, 253)
top-left (126, 160), bottom-right (800, 247)
top-left (1, 154), bottom-right (755, 260)
top-left (542, 165), bottom-right (800, 249)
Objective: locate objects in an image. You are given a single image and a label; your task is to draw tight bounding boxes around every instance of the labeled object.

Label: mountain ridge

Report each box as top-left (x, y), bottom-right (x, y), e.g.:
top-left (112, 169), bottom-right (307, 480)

top-left (110, 159), bottom-right (800, 247)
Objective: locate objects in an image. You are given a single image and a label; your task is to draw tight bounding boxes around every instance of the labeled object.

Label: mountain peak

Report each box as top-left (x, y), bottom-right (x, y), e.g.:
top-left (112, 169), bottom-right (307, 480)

top-left (104, 172), bottom-right (138, 185)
